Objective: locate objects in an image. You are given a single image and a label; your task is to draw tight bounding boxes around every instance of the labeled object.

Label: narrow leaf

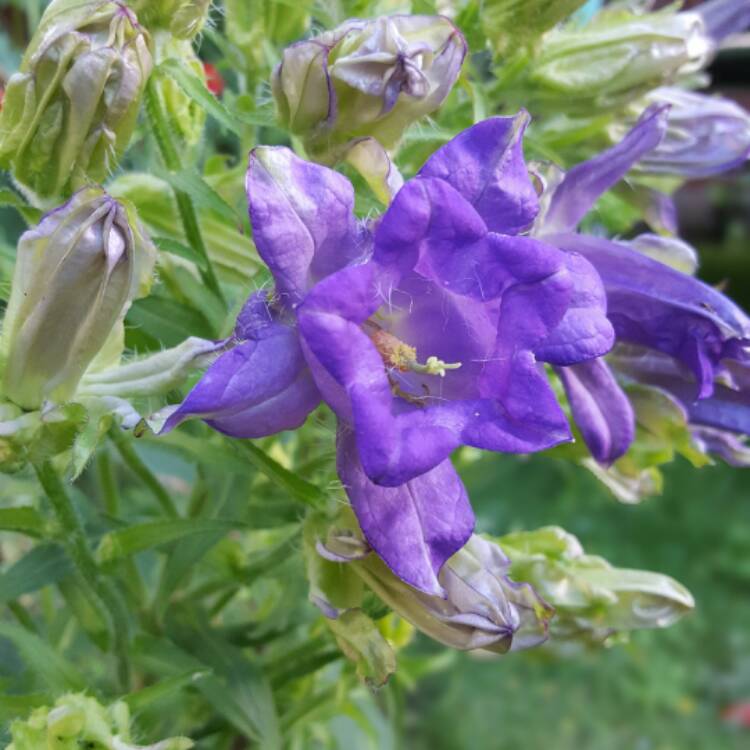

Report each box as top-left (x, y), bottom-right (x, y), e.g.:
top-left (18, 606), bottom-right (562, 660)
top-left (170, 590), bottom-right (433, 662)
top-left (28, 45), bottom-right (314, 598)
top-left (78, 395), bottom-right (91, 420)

top-left (0, 507), bottom-right (47, 538)
top-left (0, 544), bottom-right (71, 604)
top-left (96, 519), bottom-right (239, 565)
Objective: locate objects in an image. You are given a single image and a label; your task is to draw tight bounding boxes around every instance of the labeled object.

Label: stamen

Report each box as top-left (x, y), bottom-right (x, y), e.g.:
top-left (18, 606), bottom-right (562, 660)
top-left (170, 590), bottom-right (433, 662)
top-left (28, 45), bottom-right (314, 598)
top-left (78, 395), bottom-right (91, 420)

top-left (371, 329), bottom-right (461, 377)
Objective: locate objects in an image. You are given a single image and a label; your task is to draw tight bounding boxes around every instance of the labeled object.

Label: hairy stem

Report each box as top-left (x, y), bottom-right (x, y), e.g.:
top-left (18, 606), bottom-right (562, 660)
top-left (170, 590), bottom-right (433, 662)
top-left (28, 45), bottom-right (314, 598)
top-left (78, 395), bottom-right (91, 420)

top-left (109, 427), bottom-right (178, 518)
top-left (144, 77), bottom-right (225, 307)
top-left (34, 461), bottom-right (131, 690)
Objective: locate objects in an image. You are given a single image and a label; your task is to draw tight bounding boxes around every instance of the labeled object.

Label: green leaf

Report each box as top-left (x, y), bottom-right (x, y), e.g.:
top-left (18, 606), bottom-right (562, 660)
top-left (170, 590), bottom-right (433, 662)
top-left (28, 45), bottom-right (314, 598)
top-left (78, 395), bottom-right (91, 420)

top-left (327, 609), bottom-right (396, 688)
top-left (126, 295), bottom-right (214, 347)
top-left (96, 519), bottom-right (239, 565)
top-left (134, 633), bottom-right (281, 747)
top-left (0, 506), bottom-right (47, 538)
top-left (154, 165), bottom-right (239, 225)
top-left (0, 187), bottom-right (42, 225)
top-left (124, 671), bottom-right (210, 713)
top-left (158, 58), bottom-right (274, 135)
top-left (153, 236), bottom-right (207, 270)
top-left (236, 441), bottom-right (328, 509)
top-left (0, 622), bottom-right (86, 693)
top-left (0, 544), bottom-right (71, 604)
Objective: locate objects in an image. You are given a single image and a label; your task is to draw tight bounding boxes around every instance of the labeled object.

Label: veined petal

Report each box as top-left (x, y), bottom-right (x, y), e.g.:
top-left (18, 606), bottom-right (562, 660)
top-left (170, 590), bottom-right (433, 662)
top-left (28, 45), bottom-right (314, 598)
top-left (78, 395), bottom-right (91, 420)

top-left (246, 146), bottom-right (364, 304)
top-left (418, 112), bottom-right (539, 235)
top-left (337, 425), bottom-right (474, 597)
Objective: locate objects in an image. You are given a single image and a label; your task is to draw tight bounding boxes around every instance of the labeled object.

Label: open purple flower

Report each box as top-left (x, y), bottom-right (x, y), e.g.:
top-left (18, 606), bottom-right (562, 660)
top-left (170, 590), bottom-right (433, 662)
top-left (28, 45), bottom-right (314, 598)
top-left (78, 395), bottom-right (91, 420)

top-left (534, 105), bottom-right (750, 465)
top-left (165, 115), bottom-right (614, 594)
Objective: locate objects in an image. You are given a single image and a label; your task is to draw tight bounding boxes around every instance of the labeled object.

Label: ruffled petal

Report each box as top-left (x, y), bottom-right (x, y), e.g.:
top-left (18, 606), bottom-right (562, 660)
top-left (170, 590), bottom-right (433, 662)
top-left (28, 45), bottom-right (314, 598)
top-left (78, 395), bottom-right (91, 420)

top-left (535, 252), bottom-right (614, 365)
top-left (246, 146), bottom-right (364, 304)
top-left (418, 112), bottom-right (539, 234)
top-left (557, 359), bottom-right (635, 464)
top-left (540, 105), bottom-right (669, 235)
top-left (551, 232), bottom-right (750, 397)
top-left (337, 425), bottom-right (474, 597)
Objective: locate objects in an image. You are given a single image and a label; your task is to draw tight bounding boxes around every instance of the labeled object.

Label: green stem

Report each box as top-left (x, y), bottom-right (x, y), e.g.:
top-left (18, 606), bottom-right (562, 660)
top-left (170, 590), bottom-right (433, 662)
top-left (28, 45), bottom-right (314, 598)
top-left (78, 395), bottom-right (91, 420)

top-left (109, 427), bottom-right (178, 518)
top-left (34, 461), bottom-right (131, 690)
top-left (144, 78), bottom-right (225, 307)
top-left (97, 449), bottom-right (119, 517)
top-left (280, 686), bottom-right (337, 732)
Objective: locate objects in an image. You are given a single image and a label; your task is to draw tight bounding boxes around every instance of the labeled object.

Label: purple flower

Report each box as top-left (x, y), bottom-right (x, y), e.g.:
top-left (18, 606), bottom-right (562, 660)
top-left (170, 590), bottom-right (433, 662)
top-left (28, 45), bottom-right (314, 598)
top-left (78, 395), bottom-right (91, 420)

top-left (625, 87), bottom-right (750, 178)
top-left (165, 115), bottom-right (613, 594)
top-left (696, 0), bottom-right (750, 43)
top-left (534, 105), bottom-right (750, 464)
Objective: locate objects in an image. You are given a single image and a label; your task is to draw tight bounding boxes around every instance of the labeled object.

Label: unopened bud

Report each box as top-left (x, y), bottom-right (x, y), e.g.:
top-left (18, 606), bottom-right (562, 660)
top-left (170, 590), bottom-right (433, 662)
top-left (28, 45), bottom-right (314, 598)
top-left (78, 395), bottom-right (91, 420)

top-left (0, 188), bottom-right (155, 410)
top-left (621, 87), bottom-right (750, 178)
top-left (273, 15), bottom-right (466, 161)
top-left (527, 8), bottom-right (711, 111)
top-left (0, 1), bottom-right (153, 201)
top-left (133, 0), bottom-right (211, 39)
top-left (500, 526), bottom-right (694, 644)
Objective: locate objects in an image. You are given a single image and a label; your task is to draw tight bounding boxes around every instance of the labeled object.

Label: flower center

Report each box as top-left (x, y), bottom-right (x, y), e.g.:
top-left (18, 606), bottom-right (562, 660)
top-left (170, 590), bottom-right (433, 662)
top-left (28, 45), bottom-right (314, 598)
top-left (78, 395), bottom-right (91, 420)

top-left (370, 329), bottom-right (461, 377)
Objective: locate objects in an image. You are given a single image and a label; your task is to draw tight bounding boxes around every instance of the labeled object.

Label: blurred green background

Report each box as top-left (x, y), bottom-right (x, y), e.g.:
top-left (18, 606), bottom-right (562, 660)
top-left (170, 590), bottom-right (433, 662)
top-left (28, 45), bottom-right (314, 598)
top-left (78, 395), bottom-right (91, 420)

top-left (401, 453), bottom-right (750, 750)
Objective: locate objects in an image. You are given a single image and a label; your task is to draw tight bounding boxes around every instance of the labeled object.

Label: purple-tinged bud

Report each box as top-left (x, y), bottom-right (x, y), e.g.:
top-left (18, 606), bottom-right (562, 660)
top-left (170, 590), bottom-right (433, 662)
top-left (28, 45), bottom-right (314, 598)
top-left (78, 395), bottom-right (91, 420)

top-left (0, 188), bottom-right (155, 410)
top-left (0, 1), bottom-right (153, 201)
top-left (622, 87), bottom-right (750, 178)
top-left (273, 15), bottom-right (466, 162)
top-left (319, 528), bottom-right (553, 653)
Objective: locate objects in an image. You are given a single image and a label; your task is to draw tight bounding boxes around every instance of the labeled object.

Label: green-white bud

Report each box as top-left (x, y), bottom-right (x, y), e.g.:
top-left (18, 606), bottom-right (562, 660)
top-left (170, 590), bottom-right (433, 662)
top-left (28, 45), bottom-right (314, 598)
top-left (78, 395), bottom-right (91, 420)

top-left (273, 15), bottom-right (467, 162)
top-left (0, 188), bottom-right (155, 410)
top-left (133, 0), bottom-right (211, 39)
top-left (526, 8), bottom-right (711, 111)
top-left (499, 526), bottom-right (694, 645)
top-left (0, 1), bottom-right (153, 201)
top-left (6, 693), bottom-right (193, 750)
top-left (151, 33), bottom-right (207, 146)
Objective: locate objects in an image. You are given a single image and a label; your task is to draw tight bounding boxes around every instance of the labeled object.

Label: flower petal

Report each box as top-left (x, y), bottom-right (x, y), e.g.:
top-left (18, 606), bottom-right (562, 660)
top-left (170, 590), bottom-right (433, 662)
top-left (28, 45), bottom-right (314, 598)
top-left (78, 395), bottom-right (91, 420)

top-left (418, 112), bottom-right (539, 234)
top-left (336, 425), bottom-right (474, 596)
top-left (551, 232), bottom-right (750, 396)
top-left (163, 296), bottom-right (321, 436)
top-left (540, 105), bottom-right (669, 235)
top-left (557, 359), bottom-right (635, 464)
top-left (246, 146), bottom-right (364, 304)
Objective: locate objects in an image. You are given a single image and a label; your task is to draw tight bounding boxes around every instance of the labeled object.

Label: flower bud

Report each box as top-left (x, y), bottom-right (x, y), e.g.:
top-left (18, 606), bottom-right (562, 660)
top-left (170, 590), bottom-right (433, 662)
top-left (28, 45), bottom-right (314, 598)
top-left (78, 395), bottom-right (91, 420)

top-left (151, 33), bottom-right (206, 146)
top-left (527, 8), bottom-right (711, 111)
top-left (0, 188), bottom-right (156, 410)
top-left (132, 0), bottom-right (211, 39)
top-left (320, 527), bottom-right (553, 653)
top-left (0, 1), bottom-right (153, 201)
top-left (273, 15), bottom-right (466, 161)
top-left (6, 693), bottom-right (193, 750)
top-left (499, 526), bottom-right (694, 645)
top-left (620, 88), bottom-right (750, 178)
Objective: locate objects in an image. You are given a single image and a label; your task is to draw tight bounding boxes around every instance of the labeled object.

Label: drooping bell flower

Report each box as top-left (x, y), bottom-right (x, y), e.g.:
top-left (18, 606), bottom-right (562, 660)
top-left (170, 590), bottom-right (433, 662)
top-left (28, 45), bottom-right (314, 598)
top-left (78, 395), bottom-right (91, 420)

top-left (272, 14), bottom-right (466, 162)
top-left (164, 114), bottom-right (613, 594)
top-left (618, 87), bottom-right (750, 178)
top-left (317, 516), bottom-right (553, 653)
top-left (498, 526), bottom-right (694, 644)
top-left (0, 0), bottom-right (153, 201)
top-left (533, 105), bottom-right (750, 465)
top-left (0, 188), bottom-right (155, 411)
